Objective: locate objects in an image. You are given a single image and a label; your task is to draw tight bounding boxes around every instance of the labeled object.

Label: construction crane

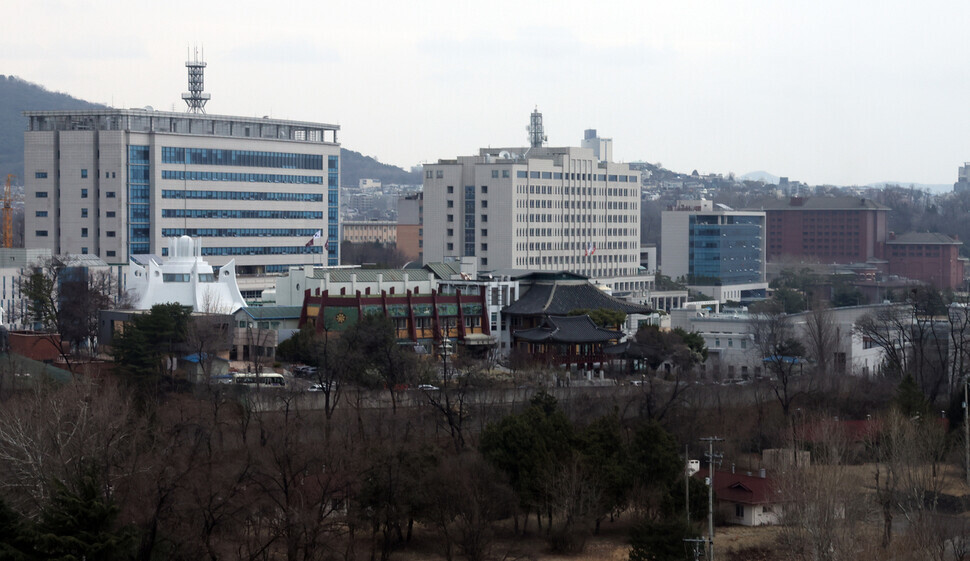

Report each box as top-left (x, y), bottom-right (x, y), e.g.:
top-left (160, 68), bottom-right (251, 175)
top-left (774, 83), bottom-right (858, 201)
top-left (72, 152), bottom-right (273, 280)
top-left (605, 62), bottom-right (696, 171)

top-left (3, 174), bottom-right (13, 248)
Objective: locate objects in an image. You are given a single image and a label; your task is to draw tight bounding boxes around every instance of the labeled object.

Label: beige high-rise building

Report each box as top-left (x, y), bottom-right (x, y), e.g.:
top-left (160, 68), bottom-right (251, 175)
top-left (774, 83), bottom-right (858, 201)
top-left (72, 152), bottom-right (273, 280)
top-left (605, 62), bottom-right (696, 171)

top-left (422, 142), bottom-right (642, 285)
top-left (24, 109), bottom-right (340, 275)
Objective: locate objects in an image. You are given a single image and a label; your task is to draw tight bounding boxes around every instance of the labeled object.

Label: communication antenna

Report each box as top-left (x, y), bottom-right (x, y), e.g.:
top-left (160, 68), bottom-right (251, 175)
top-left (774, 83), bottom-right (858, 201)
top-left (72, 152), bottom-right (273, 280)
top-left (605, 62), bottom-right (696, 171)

top-left (182, 45), bottom-right (211, 113)
top-left (527, 107), bottom-right (547, 148)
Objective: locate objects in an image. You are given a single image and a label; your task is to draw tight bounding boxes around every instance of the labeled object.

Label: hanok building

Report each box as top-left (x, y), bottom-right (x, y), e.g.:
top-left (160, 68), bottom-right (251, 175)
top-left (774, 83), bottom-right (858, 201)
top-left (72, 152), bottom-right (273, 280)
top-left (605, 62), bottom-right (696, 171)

top-left (503, 272), bottom-right (651, 368)
top-left (298, 288), bottom-right (493, 355)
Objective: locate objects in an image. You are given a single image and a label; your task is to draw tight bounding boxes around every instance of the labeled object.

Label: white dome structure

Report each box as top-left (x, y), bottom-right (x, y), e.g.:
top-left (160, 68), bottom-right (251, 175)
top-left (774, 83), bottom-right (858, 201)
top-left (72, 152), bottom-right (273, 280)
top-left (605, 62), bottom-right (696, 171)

top-left (127, 236), bottom-right (247, 313)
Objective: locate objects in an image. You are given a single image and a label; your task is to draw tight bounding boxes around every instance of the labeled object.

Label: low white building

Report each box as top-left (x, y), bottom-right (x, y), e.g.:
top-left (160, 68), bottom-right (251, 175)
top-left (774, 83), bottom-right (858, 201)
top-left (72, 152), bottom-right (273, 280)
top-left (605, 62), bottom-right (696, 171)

top-left (127, 236), bottom-right (246, 313)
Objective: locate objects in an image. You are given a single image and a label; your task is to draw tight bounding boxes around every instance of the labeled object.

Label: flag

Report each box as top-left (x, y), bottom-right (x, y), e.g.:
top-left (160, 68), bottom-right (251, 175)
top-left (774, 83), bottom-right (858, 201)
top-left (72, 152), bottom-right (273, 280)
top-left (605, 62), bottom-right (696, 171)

top-left (324, 237), bottom-right (330, 252)
top-left (590, 243), bottom-right (596, 255)
top-left (584, 241), bottom-right (592, 257)
top-left (305, 230), bottom-right (322, 247)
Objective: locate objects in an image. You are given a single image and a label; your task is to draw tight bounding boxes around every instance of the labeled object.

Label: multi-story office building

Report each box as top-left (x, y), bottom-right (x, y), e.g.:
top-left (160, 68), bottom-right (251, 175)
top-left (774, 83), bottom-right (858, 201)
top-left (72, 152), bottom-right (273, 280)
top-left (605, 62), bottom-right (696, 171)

top-left (661, 200), bottom-right (767, 303)
top-left (341, 220), bottom-right (397, 245)
top-left (396, 192), bottom-right (423, 261)
top-left (24, 109), bottom-right (340, 274)
top-left (422, 138), bottom-right (641, 284)
top-left (757, 196), bottom-right (889, 264)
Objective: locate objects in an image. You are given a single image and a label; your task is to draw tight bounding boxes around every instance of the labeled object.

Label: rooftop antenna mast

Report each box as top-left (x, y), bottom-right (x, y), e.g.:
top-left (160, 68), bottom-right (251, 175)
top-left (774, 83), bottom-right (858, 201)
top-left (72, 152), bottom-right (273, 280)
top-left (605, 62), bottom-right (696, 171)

top-left (527, 107), bottom-right (547, 148)
top-left (182, 45), bottom-right (211, 113)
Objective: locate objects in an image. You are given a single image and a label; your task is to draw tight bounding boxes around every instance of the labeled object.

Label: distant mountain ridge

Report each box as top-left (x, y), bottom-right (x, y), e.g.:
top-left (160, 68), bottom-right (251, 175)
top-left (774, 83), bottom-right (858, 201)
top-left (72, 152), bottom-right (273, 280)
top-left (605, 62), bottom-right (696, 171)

top-left (0, 75), bottom-right (421, 188)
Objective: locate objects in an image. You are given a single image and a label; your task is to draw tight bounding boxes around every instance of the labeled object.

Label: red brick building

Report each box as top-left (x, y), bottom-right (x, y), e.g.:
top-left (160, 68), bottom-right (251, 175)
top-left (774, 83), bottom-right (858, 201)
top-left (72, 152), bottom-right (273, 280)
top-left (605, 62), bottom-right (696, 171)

top-left (886, 232), bottom-right (967, 290)
top-left (757, 197), bottom-right (889, 264)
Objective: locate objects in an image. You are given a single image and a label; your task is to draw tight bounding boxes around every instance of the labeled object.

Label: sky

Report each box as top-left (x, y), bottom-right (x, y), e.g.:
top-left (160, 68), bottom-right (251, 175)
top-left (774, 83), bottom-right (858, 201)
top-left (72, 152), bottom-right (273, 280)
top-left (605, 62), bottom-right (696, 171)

top-left (4, 0), bottom-right (970, 187)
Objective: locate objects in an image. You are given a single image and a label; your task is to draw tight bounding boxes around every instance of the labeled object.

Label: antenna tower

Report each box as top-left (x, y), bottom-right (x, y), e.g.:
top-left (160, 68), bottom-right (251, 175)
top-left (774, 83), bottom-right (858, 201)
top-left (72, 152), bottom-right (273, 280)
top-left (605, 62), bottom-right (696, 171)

top-left (182, 46), bottom-right (211, 113)
top-left (527, 107), bottom-right (547, 148)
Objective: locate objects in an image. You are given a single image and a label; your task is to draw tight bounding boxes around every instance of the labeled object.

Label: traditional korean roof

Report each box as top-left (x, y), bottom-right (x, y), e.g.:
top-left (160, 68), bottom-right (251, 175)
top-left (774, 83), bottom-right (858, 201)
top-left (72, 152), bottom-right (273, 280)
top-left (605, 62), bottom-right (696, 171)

top-left (503, 281), bottom-right (651, 316)
top-left (512, 315), bottom-right (624, 344)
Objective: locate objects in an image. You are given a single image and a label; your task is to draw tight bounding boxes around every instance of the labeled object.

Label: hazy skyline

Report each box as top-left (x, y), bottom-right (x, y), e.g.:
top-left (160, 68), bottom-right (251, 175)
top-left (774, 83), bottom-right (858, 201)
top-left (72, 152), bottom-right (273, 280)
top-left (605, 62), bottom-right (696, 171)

top-left (4, 0), bottom-right (969, 187)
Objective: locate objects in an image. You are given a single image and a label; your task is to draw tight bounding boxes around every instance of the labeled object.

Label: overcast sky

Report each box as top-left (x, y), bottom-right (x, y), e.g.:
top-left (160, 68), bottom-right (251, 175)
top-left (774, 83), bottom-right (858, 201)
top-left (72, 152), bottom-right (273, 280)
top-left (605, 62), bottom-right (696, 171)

top-left (4, 0), bottom-right (969, 186)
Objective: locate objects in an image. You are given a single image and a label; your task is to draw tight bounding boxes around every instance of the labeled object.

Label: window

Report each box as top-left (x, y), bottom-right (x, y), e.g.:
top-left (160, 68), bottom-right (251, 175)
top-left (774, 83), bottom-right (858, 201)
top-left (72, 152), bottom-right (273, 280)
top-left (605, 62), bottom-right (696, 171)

top-left (81, 188), bottom-right (88, 198)
top-left (502, 170), bottom-right (509, 178)
top-left (34, 172), bottom-right (47, 179)
top-left (481, 229), bottom-right (487, 237)
top-left (447, 214), bottom-right (454, 222)
top-left (447, 243), bottom-right (454, 251)
top-left (735, 504), bottom-right (744, 518)
top-left (106, 211), bottom-right (116, 218)
top-left (480, 257), bottom-right (488, 266)
top-left (480, 243), bottom-right (488, 251)
top-left (35, 192), bottom-right (48, 198)
top-left (36, 230), bottom-right (48, 237)
top-left (35, 211), bottom-right (47, 217)
top-left (481, 200), bottom-right (488, 208)
top-left (106, 251), bottom-right (116, 257)
top-left (106, 191), bottom-right (116, 198)
top-left (447, 228), bottom-right (454, 236)
top-left (482, 185), bottom-right (488, 194)
top-left (447, 200), bottom-right (454, 208)
top-left (81, 228), bottom-right (88, 238)
top-left (447, 185), bottom-right (454, 194)
top-left (81, 169), bottom-right (88, 178)
top-left (491, 170), bottom-right (498, 178)
top-left (105, 171), bottom-right (109, 179)
top-left (480, 214), bottom-right (487, 222)
top-left (111, 172), bottom-right (116, 178)
top-left (81, 247), bottom-right (88, 254)
top-left (436, 170), bottom-right (444, 179)
top-left (81, 208), bottom-right (88, 218)
top-left (107, 231), bottom-right (116, 237)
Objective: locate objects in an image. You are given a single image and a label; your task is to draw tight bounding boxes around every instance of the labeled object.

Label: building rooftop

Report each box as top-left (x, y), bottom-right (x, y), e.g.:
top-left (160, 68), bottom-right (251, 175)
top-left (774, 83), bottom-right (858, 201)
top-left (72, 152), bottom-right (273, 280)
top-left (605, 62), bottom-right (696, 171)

top-left (503, 281), bottom-right (651, 316)
top-left (752, 196), bottom-right (890, 211)
top-left (513, 315), bottom-right (624, 344)
top-left (236, 306), bottom-right (303, 320)
top-left (887, 232), bottom-right (962, 245)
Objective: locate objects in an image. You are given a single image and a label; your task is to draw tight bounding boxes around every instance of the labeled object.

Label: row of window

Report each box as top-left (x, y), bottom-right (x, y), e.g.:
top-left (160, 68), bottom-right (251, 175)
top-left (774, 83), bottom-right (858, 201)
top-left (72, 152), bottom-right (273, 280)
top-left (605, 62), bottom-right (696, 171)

top-left (162, 147), bottom-right (325, 170)
top-left (161, 170), bottom-right (324, 185)
top-left (161, 209), bottom-right (324, 220)
top-left (161, 228), bottom-right (321, 238)
top-left (162, 273), bottom-right (216, 283)
top-left (201, 246), bottom-right (323, 256)
top-left (161, 189), bottom-right (324, 202)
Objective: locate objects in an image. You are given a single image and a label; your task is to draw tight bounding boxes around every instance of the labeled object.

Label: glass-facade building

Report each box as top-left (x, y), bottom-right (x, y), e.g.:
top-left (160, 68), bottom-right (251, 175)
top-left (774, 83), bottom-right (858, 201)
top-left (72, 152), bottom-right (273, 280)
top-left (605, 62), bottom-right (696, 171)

top-left (24, 109), bottom-right (340, 273)
top-left (661, 201), bottom-right (767, 302)
top-left (688, 214), bottom-right (764, 285)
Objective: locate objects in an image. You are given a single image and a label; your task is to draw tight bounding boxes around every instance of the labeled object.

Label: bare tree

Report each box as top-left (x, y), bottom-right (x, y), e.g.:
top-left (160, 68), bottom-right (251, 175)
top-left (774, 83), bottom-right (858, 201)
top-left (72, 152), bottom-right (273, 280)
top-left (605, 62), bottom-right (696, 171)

top-left (777, 416), bottom-right (871, 561)
top-left (749, 310), bottom-right (807, 417)
top-left (802, 300), bottom-right (839, 378)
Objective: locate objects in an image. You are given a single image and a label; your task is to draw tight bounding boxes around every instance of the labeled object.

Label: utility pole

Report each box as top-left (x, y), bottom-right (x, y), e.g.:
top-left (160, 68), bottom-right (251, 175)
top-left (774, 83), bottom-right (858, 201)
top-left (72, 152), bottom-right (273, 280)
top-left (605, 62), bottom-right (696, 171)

top-left (963, 378), bottom-right (970, 485)
top-left (700, 436), bottom-right (723, 561)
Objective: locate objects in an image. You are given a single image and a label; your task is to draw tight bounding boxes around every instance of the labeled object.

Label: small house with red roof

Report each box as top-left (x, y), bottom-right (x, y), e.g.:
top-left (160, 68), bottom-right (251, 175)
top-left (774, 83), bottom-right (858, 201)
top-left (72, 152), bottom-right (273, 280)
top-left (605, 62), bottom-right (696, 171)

top-left (694, 467), bottom-right (782, 526)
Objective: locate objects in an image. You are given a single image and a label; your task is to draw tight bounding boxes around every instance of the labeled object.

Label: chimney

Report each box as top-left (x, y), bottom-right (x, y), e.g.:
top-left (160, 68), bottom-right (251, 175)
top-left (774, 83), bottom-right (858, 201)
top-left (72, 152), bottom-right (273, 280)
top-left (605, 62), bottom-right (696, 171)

top-left (759, 468), bottom-right (766, 479)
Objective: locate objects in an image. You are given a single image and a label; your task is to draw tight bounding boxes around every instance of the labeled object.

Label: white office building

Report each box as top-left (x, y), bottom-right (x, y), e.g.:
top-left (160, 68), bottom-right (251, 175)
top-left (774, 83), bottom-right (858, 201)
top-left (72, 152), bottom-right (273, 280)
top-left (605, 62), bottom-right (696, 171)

top-left (24, 108), bottom-right (340, 275)
top-left (422, 116), bottom-right (644, 289)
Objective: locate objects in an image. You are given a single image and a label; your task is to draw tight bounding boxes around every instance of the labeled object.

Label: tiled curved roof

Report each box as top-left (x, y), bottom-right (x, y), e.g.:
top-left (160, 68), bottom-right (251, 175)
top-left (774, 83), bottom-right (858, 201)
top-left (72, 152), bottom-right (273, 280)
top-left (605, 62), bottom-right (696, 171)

top-left (503, 281), bottom-right (652, 316)
top-left (513, 315), bottom-right (624, 343)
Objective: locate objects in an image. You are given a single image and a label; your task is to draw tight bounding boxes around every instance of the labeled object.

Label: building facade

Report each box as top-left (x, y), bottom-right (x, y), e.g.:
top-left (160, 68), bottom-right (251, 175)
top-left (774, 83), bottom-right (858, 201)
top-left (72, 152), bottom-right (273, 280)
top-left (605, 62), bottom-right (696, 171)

top-left (661, 200), bottom-right (767, 303)
top-left (421, 144), bottom-right (641, 282)
top-left (396, 192), bottom-right (423, 262)
top-left (886, 232), bottom-right (966, 290)
top-left (24, 109), bottom-right (340, 274)
top-left (757, 196), bottom-right (889, 264)
top-left (341, 220), bottom-right (397, 245)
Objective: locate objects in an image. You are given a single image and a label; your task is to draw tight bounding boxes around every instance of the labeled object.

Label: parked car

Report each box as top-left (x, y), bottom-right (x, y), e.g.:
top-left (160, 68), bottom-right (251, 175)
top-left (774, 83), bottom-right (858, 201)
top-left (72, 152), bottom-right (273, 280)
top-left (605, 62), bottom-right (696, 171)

top-left (417, 384), bottom-right (439, 391)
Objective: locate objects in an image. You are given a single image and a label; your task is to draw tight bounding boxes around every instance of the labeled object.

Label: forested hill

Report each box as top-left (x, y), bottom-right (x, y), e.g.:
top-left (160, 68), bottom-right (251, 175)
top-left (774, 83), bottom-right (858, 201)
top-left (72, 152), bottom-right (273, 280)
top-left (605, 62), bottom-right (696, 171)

top-left (339, 149), bottom-right (421, 187)
top-left (0, 75), bottom-right (421, 188)
top-left (0, 76), bottom-right (107, 182)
